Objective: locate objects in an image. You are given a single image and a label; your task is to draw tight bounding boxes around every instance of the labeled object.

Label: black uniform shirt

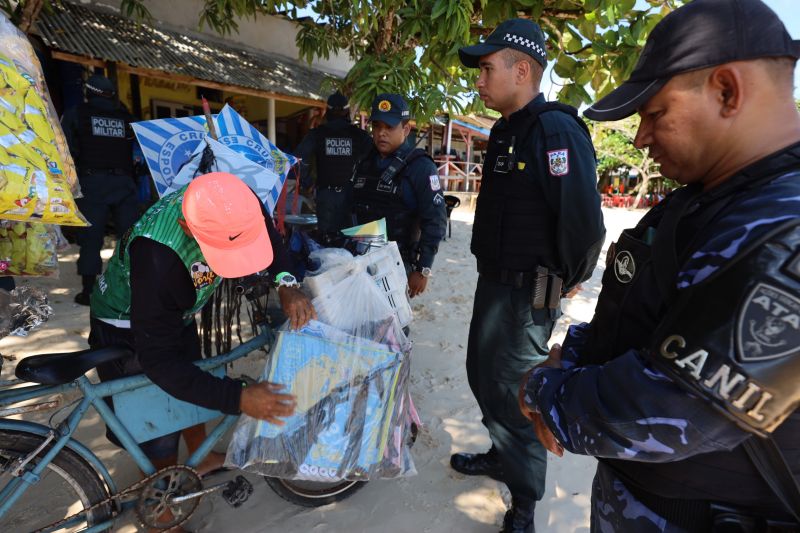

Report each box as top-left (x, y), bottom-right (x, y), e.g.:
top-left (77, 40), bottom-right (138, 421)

top-left (293, 117), bottom-right (373, 189)
top-left (474, 93), bottom-right (605, 288)
top-left (369, 142), bottom-right (448, 269)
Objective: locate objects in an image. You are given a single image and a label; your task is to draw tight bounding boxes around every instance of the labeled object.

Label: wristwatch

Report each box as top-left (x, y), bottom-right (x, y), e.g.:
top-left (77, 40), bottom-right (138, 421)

top-left (414, 266), bottom-right (432, 278)
top-left (275, 272), bottom-right (300, 289)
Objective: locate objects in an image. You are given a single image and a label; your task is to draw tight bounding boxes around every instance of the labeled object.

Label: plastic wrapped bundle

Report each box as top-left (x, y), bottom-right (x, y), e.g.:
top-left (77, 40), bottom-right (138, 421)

top-left (226, 317), bottom-right (416, 481)
top-left (0, 285), bottom-right (52, 338)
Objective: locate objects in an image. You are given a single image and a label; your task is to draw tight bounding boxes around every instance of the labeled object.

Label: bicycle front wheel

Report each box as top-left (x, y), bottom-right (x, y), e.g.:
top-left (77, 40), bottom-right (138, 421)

top-left (0, 429), bottom-right (113, 532)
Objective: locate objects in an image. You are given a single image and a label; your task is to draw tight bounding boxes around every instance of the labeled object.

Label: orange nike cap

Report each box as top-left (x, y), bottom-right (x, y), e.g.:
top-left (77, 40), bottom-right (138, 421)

top-left (182, 172), bottom-right (273, 278)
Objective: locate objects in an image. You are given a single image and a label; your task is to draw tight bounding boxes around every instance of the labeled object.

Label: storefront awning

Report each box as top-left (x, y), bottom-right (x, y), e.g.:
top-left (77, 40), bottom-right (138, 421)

top-left (35, 1), bottom-right (329, 106)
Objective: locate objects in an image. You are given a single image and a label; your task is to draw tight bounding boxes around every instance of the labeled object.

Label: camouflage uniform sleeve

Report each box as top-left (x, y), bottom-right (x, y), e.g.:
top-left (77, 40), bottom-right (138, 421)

top-left (526, 349), bottom-right (750, 461)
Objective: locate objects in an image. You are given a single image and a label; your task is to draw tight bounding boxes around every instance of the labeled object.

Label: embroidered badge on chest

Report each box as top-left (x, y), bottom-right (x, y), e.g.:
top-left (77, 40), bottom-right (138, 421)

top-left (613, 250), bottom-right (635, 283)
top-left (547, 149), bottom-right (569, 176)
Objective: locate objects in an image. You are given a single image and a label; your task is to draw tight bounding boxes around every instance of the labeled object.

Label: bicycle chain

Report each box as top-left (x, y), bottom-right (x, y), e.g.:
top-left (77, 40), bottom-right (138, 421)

top-left (33, 465), bottom-right (201, 533)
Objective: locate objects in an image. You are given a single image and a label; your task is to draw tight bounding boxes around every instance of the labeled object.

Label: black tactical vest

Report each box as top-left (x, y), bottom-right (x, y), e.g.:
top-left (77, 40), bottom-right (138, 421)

top-left (471, 103), bottom-right (590, 272)
top-left (352, 148), bottom-right (431, 253)
top-left (582, 152), bottom-right (800, 518)
top-left (76, 101), bottom-right (133, 174)
top-left (314, 122), bottom-right (364, 188)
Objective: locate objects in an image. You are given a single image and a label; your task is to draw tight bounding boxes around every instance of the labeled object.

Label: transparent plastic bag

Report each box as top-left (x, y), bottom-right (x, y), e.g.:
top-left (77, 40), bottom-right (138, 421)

top-left (0, 285), bottom-right (52, 338)
top-left (0, 220), bottom-right (59, 277)
top-left (226, 276), bottom-right (416, 481)
top-left (0, 14), bottom-right (81, 199)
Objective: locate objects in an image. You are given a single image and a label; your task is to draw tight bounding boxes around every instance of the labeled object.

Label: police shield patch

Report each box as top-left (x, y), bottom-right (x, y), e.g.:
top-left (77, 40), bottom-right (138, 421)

top-left (737, 283), bottom-right (800, 362)
top-left (547, 149), bottom-right (569, 176)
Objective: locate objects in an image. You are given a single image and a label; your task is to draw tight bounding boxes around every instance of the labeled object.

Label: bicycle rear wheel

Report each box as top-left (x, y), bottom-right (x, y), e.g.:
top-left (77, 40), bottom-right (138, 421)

top-left (264, 476), bottom-right (365, 507)
top-left (0, 429), bottom-right (113, 532)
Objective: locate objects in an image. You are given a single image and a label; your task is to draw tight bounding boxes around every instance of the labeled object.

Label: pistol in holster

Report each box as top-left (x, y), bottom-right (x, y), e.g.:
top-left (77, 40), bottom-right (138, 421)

top-left (531, 266), bottom-right (563, 310)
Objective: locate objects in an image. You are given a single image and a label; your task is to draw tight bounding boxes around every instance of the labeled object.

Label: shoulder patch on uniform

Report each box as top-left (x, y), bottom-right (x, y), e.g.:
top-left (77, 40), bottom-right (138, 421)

top-left (737, 283), bottom-right (800, 362)
top-left (547, 149), bottom-right (569, 176)
top-left (429, 174), bottom-right (441, 191)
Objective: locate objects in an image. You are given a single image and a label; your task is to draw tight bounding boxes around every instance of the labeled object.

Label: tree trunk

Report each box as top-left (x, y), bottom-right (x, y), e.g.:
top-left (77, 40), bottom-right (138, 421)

top-left (632, 174), bottom-right (651, 209)
top-left (18, 0), bottom-right (46, 34)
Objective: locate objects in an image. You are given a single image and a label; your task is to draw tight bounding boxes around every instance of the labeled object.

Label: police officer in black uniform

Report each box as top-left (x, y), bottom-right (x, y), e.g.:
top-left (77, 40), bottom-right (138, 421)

top-left (294, 92), bottom-right (372, 235)
top-left (523, 1), bottom-right (800, 531)
top-left (450, 18), bottom-right (605, 533)
top-left (352, 94), bottom-right (447, 298)
top-left (62, 74), bottom-right (139, 305)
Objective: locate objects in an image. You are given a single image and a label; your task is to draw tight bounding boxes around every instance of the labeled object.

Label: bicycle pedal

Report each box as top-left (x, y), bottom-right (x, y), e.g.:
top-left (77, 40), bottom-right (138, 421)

top-left (222, 475), bottom-right (253, 508)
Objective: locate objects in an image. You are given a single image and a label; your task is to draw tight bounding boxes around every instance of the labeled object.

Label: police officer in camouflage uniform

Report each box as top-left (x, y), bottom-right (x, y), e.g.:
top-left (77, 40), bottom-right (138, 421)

top-left (62, 74), bottom-right (140, 306)
top-left (523, 1), bottom-right (800, 531)
top-left (352, 94), bottom-right (447, 298)
top-left (451, 18), bottom-right (606, 533)
top-left (294, 92), bottom-right (372, 234)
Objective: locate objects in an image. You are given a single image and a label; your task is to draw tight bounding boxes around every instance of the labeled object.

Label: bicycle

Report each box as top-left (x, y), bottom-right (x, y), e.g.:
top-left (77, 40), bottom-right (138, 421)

top-left (0, 279), bottom-right (363, 532)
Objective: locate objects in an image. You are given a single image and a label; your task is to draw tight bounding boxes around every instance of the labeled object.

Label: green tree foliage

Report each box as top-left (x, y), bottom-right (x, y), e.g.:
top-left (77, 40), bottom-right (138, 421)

top-left (590, 117), bottom-right (666, 207)
top-left (6, 0), bottom-right (683, 122)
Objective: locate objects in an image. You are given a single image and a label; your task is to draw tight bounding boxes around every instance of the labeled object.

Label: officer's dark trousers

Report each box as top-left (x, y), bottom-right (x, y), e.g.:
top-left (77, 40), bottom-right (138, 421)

top-left (316, 186), bottom-right (352, 233)
top-left (75, 172), bottom-right (139, 276)
top-left (466, 275), bottom-right (554, 501)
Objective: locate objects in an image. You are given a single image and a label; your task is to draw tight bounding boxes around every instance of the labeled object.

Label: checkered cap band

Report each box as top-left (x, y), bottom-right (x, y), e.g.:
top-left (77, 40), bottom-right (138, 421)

top-left (503, 33), bottom-right (546, 60)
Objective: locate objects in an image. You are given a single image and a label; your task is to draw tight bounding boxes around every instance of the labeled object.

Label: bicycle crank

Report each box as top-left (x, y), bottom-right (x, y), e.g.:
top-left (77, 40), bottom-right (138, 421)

top-left (136, 465), bottom-right (202, 529)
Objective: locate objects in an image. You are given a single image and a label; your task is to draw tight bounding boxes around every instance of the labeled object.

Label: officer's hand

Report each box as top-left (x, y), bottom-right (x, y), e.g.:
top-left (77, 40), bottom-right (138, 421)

top-left (564, 284), bottom-right (583, 299)
top-left (407, 272), bottom-right (428, 298)
top-left (532, 412), bottom-right (564, 457)
top-left (540, 343), bottom-right (563, 369)
top-left (239, 382), bottom-right (296, 425)
top-left (278, 286), bottom-right (317, 330)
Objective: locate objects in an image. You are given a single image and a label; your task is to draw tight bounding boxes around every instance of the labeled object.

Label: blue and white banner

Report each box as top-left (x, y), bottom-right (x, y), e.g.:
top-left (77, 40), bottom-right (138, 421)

top-left (168, 137), bottom-right (282, 213)
top-left (215, 104), bottom-right (297, 185)
top-left (131, 116), bottom-right (208, 196)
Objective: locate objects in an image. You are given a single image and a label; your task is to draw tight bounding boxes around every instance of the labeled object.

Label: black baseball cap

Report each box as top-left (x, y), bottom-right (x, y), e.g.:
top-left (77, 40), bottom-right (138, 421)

top-left (327, 91), bottom-right (349, 110)
top-left (369, 93), bottom-right (411, 127)
top-left (585, 0), bottom-right (800, 122)
top-left (459, 18), bottom-right (547, 69)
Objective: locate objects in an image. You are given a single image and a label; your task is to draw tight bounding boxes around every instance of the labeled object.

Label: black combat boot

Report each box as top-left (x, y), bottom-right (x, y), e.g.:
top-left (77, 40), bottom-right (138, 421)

top-left (74, 275), bottom-right (95, 306)
top-left (500, 497), bottom-right (536, 533)
top-left (450, 446), bottom-right (505, 481)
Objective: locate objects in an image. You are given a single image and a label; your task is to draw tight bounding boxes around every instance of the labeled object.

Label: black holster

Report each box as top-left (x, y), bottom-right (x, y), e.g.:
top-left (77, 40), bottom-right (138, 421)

top-left (531, 266), bottom-right (562, 310)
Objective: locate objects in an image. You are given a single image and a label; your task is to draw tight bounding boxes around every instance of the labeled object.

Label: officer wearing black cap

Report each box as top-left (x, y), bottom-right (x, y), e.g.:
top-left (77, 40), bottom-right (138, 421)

top-left (62, 73), bottom-right (139, 305)
top-left (451, 17), bottom-right (605, 533)
top-left (523, 0), bottom-right (800, 530)
top-left (352, 93), bottom-right (447, 298)
top-left (293, 92), bottom-right (372, 234)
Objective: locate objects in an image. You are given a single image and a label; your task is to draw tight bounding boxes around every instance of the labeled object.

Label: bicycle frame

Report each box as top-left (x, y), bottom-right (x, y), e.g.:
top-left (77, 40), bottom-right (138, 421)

top-left (0, 324), bottom-right (273, 532)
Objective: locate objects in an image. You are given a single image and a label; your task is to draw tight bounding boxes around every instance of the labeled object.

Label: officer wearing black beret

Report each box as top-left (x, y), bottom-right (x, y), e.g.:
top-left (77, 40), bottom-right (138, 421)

top-left (451, 18), bottom-right (605, 533)
top-left (293, 92), bottom-right (372, 235)
top-left (352, 93), bottom-right (447, 298)
top-left (523, 0), bottom-right (800, 531)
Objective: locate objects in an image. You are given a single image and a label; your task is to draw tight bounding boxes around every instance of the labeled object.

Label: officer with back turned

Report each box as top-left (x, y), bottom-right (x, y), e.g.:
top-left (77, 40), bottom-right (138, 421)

top-left (62, 74), bottom-right (139, 306)
top-left (293, 92), bottom-right (372, 235)
top-left (450, 18), bottom-right (605, 533)
top-left (351, 94), bottom-right (447, 299)
top-left (523, 0), bottom-right (800, 530)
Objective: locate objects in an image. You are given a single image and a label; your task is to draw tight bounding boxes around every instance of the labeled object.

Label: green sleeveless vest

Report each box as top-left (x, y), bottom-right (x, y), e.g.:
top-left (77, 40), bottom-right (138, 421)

top-left (90, 186), bottom-right (222, 327)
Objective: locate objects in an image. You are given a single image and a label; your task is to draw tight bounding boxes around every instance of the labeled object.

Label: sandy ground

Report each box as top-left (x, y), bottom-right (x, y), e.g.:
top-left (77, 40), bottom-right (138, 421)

top-left (0, 206), bottom-right (644, 533)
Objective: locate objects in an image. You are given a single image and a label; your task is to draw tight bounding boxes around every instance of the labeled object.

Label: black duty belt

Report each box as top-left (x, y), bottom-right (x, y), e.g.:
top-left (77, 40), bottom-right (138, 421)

top-left (319, 185), bottom-right (347, 192)
top-left (622, 481), bottom-right (800, 532)
top-left (477, 263), bottom-right (563, 309)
